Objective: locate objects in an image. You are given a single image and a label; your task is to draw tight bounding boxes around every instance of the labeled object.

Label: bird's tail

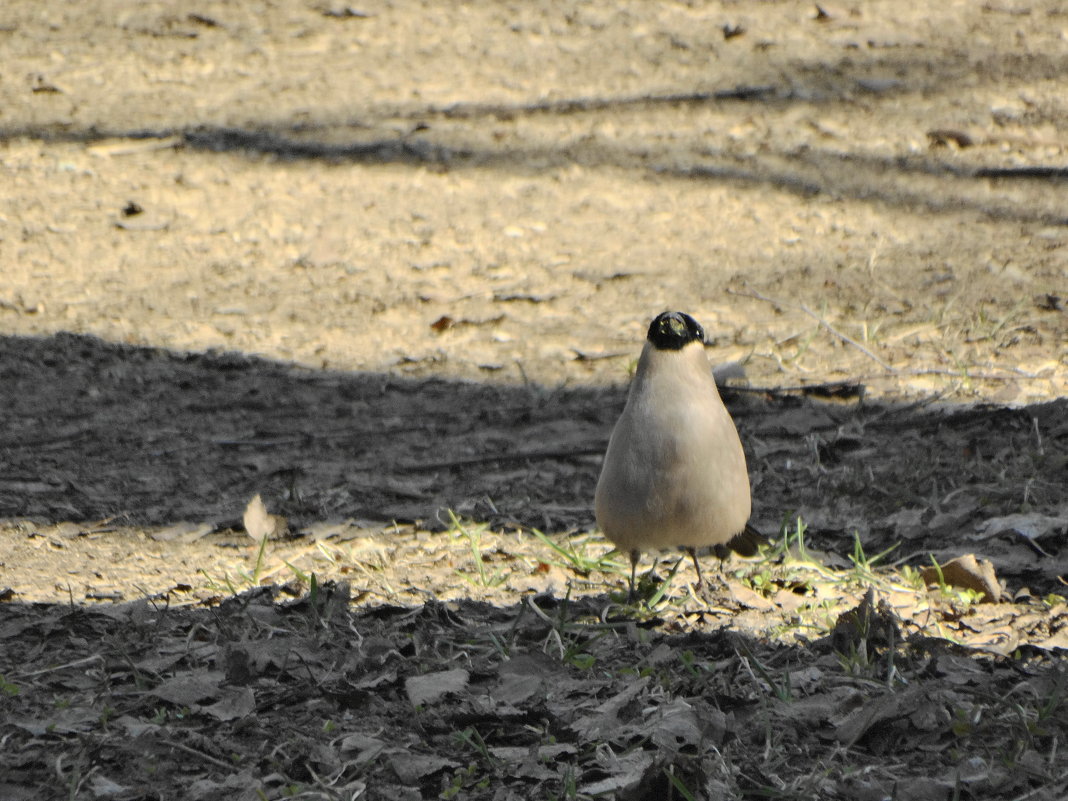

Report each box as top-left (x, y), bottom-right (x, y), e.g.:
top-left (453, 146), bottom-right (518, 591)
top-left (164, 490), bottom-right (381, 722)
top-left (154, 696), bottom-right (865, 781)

top-left (712, 522), bottom-right (769, 559)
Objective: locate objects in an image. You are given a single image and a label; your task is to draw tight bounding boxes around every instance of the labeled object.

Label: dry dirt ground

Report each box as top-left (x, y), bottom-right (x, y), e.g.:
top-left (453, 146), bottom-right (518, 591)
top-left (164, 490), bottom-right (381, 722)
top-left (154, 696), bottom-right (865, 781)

top-left (1, 1), bottom-right (1067, 799)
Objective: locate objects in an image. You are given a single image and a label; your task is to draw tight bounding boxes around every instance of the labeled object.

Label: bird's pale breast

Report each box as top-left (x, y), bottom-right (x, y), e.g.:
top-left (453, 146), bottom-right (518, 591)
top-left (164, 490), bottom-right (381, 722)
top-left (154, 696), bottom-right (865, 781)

top-left (595, 345), bottom-right (751, 553)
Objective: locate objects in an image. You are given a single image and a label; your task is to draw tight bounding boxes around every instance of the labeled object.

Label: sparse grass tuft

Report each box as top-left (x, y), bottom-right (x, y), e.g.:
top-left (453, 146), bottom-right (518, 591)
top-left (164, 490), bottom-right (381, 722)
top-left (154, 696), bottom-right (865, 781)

top-left (194, 533), bottom-right (309, 596)
top-left (663, 766), bottom-right (698, 801)
top-left (446, 509), bottom-right (507, 588)
top-left (847, 532), bottom-right (900, 582)
top-left (529, 528), bottom-right (626, 577)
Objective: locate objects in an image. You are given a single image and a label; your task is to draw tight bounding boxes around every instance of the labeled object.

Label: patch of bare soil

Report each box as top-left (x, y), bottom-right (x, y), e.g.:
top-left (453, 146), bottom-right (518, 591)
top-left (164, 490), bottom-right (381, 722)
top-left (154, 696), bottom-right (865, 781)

top-left (2, 1), bottom-right (1068, 799)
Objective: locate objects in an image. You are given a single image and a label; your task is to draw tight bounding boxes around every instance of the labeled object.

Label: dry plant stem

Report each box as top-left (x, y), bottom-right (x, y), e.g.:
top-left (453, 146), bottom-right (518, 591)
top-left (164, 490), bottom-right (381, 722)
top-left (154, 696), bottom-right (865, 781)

top-left (12, 654), bottom-right (103, 680)
top-left (798, 304), bottom-right (898, 373)
top-left (730, 286), bottom-right (898, 373)
top-left (1010, 770), bottom-right (1068, 801)
top-left (402, 447), bottom-right (605, 472)
top-left (903, 365), bottom-right (1050, 380)
top-left (160, 739), bottom-right (235, 770)
top-left (730, 380), bottom-right (866, 399)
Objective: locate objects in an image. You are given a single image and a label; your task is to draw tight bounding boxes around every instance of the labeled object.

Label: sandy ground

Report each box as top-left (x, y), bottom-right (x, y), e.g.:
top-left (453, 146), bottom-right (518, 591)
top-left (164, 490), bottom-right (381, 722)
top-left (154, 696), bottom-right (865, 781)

top-left (1, 0), bottom-right (1065, 400)
top-left (1, 2), bottom-right (1067, 800)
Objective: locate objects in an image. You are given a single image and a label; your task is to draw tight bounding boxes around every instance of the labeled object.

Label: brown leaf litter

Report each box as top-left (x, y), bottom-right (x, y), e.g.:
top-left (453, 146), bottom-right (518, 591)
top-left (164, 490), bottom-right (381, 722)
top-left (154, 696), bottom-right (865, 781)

top-left (1, 584), bottom-right (1065, 801)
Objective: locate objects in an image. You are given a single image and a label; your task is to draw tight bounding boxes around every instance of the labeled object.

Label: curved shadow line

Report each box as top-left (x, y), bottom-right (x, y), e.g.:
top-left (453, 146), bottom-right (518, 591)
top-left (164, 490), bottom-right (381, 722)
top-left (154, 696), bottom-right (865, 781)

top-left (2, 62), bottom-right (1067, 226)
top-left (3, 120), bottom-right (1065, 226)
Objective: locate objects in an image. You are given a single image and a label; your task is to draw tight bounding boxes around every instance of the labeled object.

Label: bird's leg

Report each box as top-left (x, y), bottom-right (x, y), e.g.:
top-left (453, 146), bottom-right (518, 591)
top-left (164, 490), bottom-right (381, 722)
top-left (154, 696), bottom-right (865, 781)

top-left (628, 549), bottom-right (640, 603)
top-left (687, 547), bottom-right (706, 592)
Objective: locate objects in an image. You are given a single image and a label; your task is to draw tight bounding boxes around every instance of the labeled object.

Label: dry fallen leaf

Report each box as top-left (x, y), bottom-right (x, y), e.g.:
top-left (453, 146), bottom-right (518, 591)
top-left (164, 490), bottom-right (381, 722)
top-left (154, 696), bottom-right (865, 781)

top-left (921, 554), bottom-right (1001, 602)
top-left (727, 580), bottom-right (778, 611)
top-left (200, 687), bottom-right (256, 722)
top-left (579, 750), bottom-right (654, 796)
top-left (150, 672), bottom-right (225, 706)
top-left (389, 753), bottom-right (460, 784)
top-left (243, 494), bottom-right (288, 542)
top-left (430, 315), bottom-right (454, 333)
top-left (978, 513), bottom-right (1068, 544)
top-left (405, 668), bottom-right (470, 707)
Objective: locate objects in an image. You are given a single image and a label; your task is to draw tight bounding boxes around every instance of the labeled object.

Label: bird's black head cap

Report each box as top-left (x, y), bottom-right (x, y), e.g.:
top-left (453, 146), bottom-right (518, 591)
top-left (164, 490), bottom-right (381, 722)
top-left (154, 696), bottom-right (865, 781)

top-left (647, 311), bottom-right (706, 351)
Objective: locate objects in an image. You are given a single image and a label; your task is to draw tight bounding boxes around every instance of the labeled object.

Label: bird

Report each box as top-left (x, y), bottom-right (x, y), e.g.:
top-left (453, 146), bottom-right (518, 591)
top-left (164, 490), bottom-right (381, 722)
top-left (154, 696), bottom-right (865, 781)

top-left (594, 310), bottom-right (757, 599)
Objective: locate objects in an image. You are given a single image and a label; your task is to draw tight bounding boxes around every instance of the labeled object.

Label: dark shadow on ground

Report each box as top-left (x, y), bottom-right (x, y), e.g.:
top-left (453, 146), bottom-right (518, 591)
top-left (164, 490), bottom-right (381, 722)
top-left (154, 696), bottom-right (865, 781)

top-left (0, 333), bottom-right (1064, 592)
top-left (0, 584), bottom-right (1065, 801)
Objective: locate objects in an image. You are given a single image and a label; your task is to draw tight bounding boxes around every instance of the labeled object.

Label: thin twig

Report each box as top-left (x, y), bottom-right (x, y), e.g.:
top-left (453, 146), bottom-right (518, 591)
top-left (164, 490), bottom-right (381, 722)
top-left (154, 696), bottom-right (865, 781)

top-left (1009, 770), bottom-right (1068, 801)
top-left (401, 447), bottom-right (605, 472)
top-left (160, 739), bottom-right (235, 770)
top-left (798, 304), bottom-right (897, 373)
top-left (729, 287), bottom-right (896, 372)
top-left (12, 654), bottom-right (103, 680)
top-left (728, 380), bottom-right (865, 400)
top-left (901, 366), bottom-right (1051, 380)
